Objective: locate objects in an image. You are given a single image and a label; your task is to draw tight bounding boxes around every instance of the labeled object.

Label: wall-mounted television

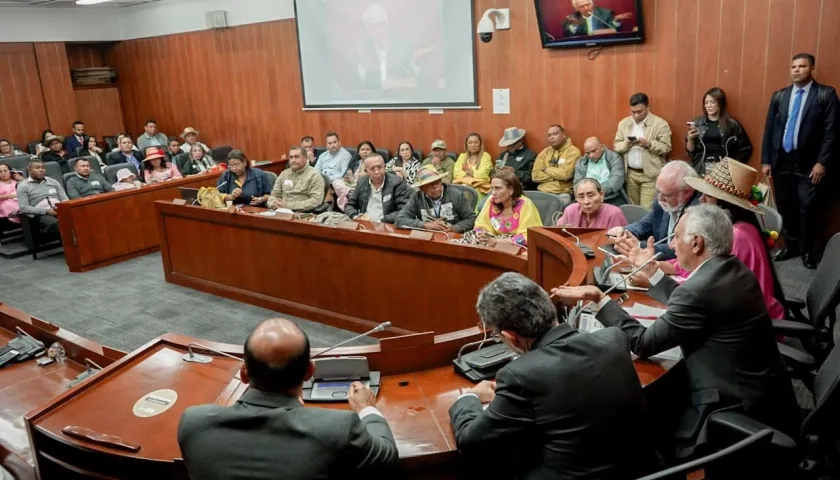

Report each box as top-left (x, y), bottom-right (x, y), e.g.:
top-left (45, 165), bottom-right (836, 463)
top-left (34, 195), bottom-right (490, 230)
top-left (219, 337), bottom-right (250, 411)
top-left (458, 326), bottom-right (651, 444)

top-left (534, 0), bottom-right (645, 49)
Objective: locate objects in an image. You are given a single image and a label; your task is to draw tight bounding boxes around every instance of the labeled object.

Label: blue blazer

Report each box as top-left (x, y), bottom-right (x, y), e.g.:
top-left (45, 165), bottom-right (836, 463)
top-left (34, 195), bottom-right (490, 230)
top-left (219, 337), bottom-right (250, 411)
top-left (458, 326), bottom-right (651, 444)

top-left (64, 135), bottom-right (88, 159)
top-left (217, 168), bottom-right (272, 205)
top-left (625, 191), bottom-right (701, 259)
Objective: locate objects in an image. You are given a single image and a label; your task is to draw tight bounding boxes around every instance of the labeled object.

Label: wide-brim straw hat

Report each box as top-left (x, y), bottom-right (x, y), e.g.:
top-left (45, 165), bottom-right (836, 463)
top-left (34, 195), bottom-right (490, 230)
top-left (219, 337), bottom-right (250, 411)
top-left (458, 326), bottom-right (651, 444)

top-left (411, 165), bottom-right (449, 188)
top-left (180, 127), bottom-right (200, 139)
top-left (498, 127), bottom-right (526, 147)
top-left (42, 133), bottom-right (64, 147)
top-left (684, 157), bottom-right (763, 214)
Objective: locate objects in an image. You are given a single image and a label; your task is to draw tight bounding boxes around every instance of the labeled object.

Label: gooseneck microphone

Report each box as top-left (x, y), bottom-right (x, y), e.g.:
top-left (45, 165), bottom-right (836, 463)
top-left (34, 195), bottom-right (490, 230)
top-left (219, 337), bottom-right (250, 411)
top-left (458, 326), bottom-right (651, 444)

top-left (587, 252), bottom-right (662, 307)
top-left (182, 342), bottom-right (243, 364)
top-left (561, 228), bottom-right (581, 246)
top-left (311, 322), bottom-right (392, 359)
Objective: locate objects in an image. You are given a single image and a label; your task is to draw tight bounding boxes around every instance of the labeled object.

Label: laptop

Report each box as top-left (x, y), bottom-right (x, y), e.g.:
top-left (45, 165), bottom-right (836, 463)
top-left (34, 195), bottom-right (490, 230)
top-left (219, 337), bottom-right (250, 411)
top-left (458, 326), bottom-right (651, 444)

top-left (178, 187), bottom-right (200, 205)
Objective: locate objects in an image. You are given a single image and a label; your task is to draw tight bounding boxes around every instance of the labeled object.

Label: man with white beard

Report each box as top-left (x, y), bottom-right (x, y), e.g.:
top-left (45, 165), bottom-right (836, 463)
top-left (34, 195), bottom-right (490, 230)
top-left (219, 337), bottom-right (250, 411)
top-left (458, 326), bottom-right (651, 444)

top-left (607, 161), bottom-right (700, 260)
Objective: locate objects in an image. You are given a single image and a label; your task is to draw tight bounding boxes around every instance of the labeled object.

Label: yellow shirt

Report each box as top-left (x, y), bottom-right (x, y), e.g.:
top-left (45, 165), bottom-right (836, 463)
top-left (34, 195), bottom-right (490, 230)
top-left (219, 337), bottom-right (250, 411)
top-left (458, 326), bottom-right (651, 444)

top-left (531, 137), bottom-right (582, 194)
top-left (453, 152), bottom-right (493, 193)
top-left (474, 196), bottom-right (542, 246)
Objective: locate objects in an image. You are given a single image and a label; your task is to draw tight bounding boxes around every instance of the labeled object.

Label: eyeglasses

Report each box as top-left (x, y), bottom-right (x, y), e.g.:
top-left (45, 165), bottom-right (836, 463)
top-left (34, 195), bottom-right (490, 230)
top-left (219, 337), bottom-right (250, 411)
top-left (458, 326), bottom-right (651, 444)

top-left (477, 321), bottom-right (501, 340)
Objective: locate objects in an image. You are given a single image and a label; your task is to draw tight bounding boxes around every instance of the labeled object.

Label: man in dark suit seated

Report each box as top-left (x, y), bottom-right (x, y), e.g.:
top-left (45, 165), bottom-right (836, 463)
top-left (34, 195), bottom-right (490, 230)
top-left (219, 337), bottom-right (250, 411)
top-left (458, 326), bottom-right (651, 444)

top-left (177, 318), bottom-right (399, 480)
top-left (344, 154), bottom-right (410, 223)
top-left (449, 272), bottom-right (660, 480)
top-left (608, 160), bottom-right (701, 259)
top-left (553, 204), bottom-right (801, 459)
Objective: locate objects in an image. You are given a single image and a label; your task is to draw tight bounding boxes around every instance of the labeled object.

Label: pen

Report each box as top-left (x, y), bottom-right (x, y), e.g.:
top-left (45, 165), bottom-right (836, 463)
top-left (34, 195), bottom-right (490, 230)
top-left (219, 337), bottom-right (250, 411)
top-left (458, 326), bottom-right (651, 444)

top-left (632, 315), bottom-right (658, 320)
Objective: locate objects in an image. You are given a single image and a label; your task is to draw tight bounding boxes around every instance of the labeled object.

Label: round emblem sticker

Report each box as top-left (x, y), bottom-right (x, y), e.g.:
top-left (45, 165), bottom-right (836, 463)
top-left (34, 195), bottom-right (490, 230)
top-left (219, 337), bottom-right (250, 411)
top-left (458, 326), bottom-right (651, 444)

top-left (132, 389), bottom-right (178, 418)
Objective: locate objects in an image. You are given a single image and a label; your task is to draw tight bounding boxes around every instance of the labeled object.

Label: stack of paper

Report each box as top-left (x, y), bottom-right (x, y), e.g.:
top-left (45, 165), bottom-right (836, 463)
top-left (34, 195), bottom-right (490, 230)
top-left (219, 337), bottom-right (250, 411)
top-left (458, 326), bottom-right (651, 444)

top-left (578, 305), bottom-right (682, 362)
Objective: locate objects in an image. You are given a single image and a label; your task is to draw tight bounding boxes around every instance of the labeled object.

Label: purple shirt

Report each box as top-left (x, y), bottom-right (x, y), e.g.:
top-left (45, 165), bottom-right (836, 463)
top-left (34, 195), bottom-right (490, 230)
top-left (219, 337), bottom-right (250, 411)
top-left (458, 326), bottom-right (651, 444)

top-left (557, 202), bottom-right (628, 229)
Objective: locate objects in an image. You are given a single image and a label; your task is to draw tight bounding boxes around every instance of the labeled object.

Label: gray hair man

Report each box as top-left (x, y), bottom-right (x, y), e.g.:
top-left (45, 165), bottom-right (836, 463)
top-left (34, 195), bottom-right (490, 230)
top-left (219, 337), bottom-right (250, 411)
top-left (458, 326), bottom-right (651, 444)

top-left (552, 204), bottom-right (801, 459)
top-left (573, 136), bottom-right (627, 205)
top-left (449, 272), bottom-right (660, 479)
top-left (563, 0), bottom-right (634, 38)
top-left (609, 160), bottom-right (701, 260)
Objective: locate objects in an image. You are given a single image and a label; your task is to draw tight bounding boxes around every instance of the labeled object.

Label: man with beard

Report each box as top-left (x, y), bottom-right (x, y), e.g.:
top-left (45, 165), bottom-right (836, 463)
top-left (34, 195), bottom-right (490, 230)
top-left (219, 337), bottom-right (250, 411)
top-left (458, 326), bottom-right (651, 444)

top-left (607, 161), bottom-right (700, 260)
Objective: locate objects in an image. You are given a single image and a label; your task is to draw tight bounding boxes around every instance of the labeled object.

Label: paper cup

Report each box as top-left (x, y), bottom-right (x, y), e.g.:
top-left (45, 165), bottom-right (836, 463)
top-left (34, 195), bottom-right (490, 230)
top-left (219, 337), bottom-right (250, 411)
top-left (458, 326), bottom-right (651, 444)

top-left (225, 200), bottom-right (233, 208)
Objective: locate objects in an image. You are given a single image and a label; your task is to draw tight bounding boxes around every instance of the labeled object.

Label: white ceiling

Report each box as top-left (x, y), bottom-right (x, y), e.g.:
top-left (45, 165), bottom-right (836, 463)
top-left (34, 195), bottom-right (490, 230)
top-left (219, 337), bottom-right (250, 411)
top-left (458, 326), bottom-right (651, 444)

top-left (0, 0), bottom-right (157, 7)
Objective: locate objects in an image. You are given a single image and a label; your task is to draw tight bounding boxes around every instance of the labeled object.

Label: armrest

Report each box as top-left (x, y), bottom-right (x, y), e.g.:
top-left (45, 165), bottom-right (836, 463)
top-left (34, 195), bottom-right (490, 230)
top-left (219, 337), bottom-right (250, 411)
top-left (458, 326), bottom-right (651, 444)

top-left (777, 342), bottom-right (817, 371)
top-left (707, 410), bottom-right (798, 450)
top-left (772, 319), bottom-right (816, 337)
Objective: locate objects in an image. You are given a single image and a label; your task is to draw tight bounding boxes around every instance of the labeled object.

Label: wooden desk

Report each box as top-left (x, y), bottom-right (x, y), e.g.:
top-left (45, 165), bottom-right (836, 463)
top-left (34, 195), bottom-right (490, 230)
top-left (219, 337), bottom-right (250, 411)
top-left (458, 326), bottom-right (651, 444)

top-left (0, 301), bottom-right (123, 477)
top-left (56, 160), bottom-right (286, 273)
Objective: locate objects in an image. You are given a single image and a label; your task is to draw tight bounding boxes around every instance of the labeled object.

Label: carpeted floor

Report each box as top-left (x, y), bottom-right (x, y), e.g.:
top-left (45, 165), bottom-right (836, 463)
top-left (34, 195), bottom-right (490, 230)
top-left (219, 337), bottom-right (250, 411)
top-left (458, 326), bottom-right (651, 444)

top-left (0, 251), bottom-right (376, 352)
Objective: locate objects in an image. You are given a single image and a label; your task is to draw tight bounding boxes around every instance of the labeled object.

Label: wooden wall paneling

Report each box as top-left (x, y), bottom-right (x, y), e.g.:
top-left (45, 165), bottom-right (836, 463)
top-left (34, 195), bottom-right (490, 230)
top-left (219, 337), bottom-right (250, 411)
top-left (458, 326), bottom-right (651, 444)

top-left (693, 0), bottom-right (722, 119)
top-left (816, 0), bottom-right (840, 83)
top-left (630, 0), bottom-right (656, 124)
top-left (0, 44), bottom-right (49, 147)
top-left (34, 42), bottom-right (79, 134)
top-left (791, 0), bottom-right (821, 57)
top-left (672, 0), bottom-right (700, 159)
top-left (74, 87), bottom-right (125, 138)
top-left (716, 0), bottom-right (746, 116)
top-left (737, 0), bottom-right (771, 169)
top-left (650, 0), bottom-right (676, 139)
top-left (65, 44), bottom-right (106, 70)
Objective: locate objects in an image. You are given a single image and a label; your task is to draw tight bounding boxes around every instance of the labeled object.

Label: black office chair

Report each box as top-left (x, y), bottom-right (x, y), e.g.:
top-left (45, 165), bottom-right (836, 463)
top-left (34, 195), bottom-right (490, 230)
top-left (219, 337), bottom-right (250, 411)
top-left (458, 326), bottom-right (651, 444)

top-left (103, 136), bottom-right (117, 151)
top-left (412, 150), bottom-right (423, 161)
top-left (43, 162), bottom-right (64, 184)
top-left (62, 172), bottom-right (75, 190)
top-left (27, 141), bottom-right (39, 155)
top-left (448, 184), bottom-right (479, 210)
top-left (620, 204), bottom-right (649, 224)
top-left (67, 156), bottom-right (103, 174)
top-left (523, 191), bottom-right (565, 226)
top-left (209, 145), bottom-right (233, 163)
top-left (314, 146), bottom-right (326, 159)
top-left (301, 173), bottom-right (332, 215)
top-left (263, 170), bottom-right (278, 186)
top-left (0, 155), bottom-right (31, 174)
top-left (104, 163), bottom-right (139, 184)
top-left (16, 213), bottom-right (62, 260)
top-left (11, 144), bottom-right (22, 153)
top-left (346, 147), bottom-right (358, 158)
top-left (447, 152), bottom-right (457, 160)
top-left (173, 152), bottom-right (189, 173)
top-left (375, 148), bottom-right (390, 160)
top-left (636, 429), bottom-right (775, 480)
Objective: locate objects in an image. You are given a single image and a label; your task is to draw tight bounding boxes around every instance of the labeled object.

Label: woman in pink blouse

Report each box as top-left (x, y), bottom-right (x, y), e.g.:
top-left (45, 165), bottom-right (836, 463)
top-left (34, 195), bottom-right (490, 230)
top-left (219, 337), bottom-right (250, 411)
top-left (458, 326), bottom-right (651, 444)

top-left (0, 164), bottom-right (22, 220)
top-left (142, 148), bottom-right (182, 184)
top-left (556, 178), bottom-right (627, 229)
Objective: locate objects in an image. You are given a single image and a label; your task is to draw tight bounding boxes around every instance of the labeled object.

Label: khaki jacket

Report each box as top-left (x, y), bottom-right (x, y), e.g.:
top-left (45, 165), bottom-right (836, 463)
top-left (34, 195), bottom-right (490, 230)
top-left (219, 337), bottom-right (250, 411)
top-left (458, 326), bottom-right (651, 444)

top-left (532, 137), bottom-right (582, 195)
top-left (613, 112), bottom-right (672, 178)
top-left (267, 164), bottom-right (325, 211)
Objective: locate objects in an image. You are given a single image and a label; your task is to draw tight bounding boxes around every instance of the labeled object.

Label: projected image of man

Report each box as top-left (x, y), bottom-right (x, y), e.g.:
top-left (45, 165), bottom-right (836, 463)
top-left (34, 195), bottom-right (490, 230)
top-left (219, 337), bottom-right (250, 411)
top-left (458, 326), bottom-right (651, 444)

top-left (355, 2), bottom-right (437, 90)
top-left (563, 0), bottom-right (633, 37)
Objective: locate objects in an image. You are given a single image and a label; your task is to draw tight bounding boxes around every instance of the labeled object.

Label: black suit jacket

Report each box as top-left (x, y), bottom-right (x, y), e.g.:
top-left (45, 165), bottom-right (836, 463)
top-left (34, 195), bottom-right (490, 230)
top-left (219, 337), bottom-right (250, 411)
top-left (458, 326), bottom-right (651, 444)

top-left (761, 80), bottom-right (839, 169)
top-left (344, 172), bottom-right (411, 223)
top-left (596, 255), bottom-right (800, 455)
top-left (449, 324), bottom-right (659, 480)
top-left (64, 134), bottom-right (87, 159)
top-left (178, 389), bottom-right (399, 480)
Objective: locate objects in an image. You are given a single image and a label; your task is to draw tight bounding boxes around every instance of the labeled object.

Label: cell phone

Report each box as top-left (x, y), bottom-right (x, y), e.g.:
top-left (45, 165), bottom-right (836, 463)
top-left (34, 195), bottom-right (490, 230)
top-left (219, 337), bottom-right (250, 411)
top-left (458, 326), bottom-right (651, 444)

top-left (686, 121), bottom-right (696, 127)
top-left (627, 136), bottom-right (637, 142)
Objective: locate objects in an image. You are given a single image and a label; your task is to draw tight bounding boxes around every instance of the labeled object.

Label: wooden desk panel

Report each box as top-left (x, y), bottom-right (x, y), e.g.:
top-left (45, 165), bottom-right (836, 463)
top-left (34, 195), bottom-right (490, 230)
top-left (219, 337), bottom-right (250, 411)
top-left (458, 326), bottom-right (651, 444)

top-left (57, 160), bottom-right (285, 272)
top-left (156, 202), bottom-right (528, 335)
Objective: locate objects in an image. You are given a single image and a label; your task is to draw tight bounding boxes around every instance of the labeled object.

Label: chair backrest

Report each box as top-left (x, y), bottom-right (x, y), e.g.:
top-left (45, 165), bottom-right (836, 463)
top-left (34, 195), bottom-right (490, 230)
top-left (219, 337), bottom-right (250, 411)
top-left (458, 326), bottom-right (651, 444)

top-left (448, 184), bottom-right (479, 209)
top-left (263, 170), bottom-right (277, 185)
top-left (447, 152), bottom-right (457, 160)
top-left (523, 191), bottom-right (564, 227)
top-left (103, 136), bottom-right (117, 151)
top-left (803, 343), bottom-right (840, 436)
top-left (106, 151), bottom-right (122, 166)
top-left (0, 154), bottom-right (32, 174)
top-left (636, 429), bottom-right (774, 480)
top-left (757, 204), bottom-right (783, 233)
top-left (27, 141), bottom-right (39, 155)
top-left (620, 204), bottom-right (649, 224)
top-left (62, 172), bottom-right (75, 189)
top-left (104, 163), bottom-right (139, 184)
top-left (173, 152), bottom-right (188, 169)
top-left (12, 144), bottom-right (22, 152)
top-left (68, 156), bottom-right (102, 174)
top-left (375, 148), bottom-right (390, 160)
top-left (75, 146), bottom-right (85, 157)
top-left (346, 147), bottom-right (358, 158)
top-left (320, 174), bottom-right (331, 195)
top-left (412, 150), bottom-right (423, 161)
top-left (314, 146), bottom-right (326, 159)
top-left (805, 233), bottom-right (840, 327)
top-left (43, 162), bottom-right (63, 184)
top-left (209, 145), bottom-right (233, 163)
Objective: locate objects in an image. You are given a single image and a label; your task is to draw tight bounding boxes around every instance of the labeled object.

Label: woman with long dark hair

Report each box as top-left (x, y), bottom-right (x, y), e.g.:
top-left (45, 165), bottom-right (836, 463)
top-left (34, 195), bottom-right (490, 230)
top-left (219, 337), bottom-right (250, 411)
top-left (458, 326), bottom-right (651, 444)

top-left (686, 87), bottom-right (753, 175)
top-left (386, 141), bottom-right (422, 184)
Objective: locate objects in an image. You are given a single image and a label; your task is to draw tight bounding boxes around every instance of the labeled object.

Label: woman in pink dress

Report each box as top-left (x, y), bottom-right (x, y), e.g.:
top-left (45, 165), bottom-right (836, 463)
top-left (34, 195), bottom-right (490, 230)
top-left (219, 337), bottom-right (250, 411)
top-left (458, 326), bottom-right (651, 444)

top-left (556, 178), bottom-right (627, 229)
top-left (142, 149), bottom-right (183, 184)
top-left (0, 164), bottom-right (22, 220)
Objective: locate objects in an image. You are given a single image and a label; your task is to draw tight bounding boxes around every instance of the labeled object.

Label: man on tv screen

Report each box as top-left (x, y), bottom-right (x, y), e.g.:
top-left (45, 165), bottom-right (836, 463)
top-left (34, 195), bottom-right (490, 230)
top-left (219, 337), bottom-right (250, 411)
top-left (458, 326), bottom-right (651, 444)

top-left (562, 0), bottom-right (633, 37)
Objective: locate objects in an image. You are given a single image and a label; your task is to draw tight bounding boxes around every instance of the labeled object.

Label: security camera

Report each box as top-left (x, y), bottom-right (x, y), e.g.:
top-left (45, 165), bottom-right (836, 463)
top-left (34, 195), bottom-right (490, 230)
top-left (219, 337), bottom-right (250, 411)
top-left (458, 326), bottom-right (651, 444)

top-left (477, 9), bottom-right (509, 44)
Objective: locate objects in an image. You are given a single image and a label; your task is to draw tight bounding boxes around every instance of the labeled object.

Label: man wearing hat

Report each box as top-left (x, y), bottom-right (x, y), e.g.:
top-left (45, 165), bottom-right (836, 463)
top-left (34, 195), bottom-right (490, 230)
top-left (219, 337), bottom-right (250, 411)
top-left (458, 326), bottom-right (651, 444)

top-left (137, 119), bottom-right (169, 151)
top-left (180, 127), bottom-right (209, 154)
top-left (421, 140), bottom-right (455, 184)
top-left (532, 124), bottom-right (582, 209)
top-left (496, 127), bottom-right (537, 190)
top-left (396, 165), bottom-right (475, 232)
top-left (40, 133), bottom-right (70, 173)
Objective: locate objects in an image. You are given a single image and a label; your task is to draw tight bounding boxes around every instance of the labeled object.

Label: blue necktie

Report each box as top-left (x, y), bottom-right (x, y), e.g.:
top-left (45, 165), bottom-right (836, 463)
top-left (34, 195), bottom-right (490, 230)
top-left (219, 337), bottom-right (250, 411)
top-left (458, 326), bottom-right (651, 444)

top-left (783, 89), bottom-right (803, 152)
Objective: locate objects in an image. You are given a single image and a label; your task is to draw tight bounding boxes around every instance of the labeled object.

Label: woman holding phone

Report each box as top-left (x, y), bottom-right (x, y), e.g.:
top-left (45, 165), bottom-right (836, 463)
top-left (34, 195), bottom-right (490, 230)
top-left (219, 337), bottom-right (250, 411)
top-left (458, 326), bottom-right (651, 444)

top-left (686, 87), bottom-right (752, 175)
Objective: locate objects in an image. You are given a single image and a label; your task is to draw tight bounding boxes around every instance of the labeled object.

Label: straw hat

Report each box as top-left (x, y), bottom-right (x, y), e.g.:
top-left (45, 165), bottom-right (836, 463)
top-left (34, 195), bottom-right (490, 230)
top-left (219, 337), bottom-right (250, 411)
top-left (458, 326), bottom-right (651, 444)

top-left (142, 148), bottom-right (167, 163)
top-left (180, 127), bottom-right (200, 139)
top-left (498, 127), bottom-right (526, 147)
top-left (42, 133), bottom-right (64, 147)
top-left (684, 158), bottom-right (763, 214)
top-left (411, 165), bottom-right (449, 188)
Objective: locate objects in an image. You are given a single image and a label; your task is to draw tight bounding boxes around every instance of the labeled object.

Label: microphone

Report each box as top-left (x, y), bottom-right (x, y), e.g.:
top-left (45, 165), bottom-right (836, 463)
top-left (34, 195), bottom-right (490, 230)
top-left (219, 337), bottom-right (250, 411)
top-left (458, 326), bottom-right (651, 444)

top-left (653, 232), bottom-right (676, 246)
top-left (182, 342), bottom-right (243, 364)
top-left (587, 252), bottom-right (662, 306)
top-left (311, 321), bottom-right (391, 359)
top-left (405, 226), bottom-right (451, 240)
top-left (216, 180), bottom-right (228, 190)
top-left (590, 13), bottom-right (619, 32)
top-left (561, 228), bottom-right (580, 246)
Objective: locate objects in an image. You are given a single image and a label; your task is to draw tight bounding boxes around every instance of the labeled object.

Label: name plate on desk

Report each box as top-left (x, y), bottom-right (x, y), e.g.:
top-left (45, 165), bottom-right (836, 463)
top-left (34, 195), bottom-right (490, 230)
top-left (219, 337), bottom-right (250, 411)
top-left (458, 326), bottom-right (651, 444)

top-left (172, 199), bottom-right (187, 206)
top-left (409, 230), bottom-right (434, 240)
top-left (274, 212), bottom-right (294, 220)
top-left (337, 221), bottom-right (360, 230)
top-left (493, 241), bottom-right (522, 255)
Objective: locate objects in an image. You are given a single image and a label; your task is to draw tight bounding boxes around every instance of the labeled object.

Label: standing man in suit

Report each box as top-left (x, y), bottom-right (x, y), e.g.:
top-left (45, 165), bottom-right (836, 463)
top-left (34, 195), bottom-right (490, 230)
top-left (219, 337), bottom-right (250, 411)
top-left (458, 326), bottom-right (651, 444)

top-left (449, 272), bottom-right (660, 480)
top-left (178, 318), bottom-right (398, 480)
top-left (553, 205), bottom-right (800, 460)
top-left (761, 53), bottom-right (838, 269)
top-left (64, 121), bottom-right (87, 159)
top-left (563, 0), bottom-right (633, 37)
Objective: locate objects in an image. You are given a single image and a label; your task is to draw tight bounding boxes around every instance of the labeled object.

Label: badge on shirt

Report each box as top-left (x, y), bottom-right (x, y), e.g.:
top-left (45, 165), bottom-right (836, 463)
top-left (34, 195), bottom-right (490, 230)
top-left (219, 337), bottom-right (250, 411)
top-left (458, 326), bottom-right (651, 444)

top-left (382, 194), bottom-right (392, 202)
top-left (490, 217), bottom-right (501, 230)
top-left (283, 179), bottom-right (293, 187)
top-left (515, 156), bottom-right (523, 162)
top-left (48, 188), bottom-right (56, 194)
top-left (91, 181), bottom-right (100, 186)
top-left (558, 158), bottom-right (566, 165)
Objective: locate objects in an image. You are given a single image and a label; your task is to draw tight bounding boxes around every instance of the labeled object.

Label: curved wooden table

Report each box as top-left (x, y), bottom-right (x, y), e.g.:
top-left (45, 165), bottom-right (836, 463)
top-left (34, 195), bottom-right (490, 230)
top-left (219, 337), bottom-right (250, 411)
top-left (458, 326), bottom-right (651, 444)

top-left (56, 160), bottom-right (286, 273)
top-left (15, 217), bottom-right (678, 479)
